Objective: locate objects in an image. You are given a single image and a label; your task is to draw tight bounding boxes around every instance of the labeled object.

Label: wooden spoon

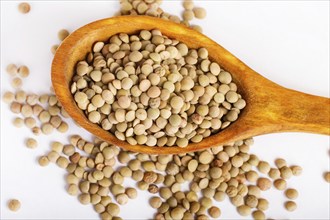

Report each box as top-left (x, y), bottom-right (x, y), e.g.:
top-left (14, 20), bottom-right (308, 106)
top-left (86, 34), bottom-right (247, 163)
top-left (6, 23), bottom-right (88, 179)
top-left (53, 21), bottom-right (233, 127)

top-left (51, 16), bottom-right (330, 155)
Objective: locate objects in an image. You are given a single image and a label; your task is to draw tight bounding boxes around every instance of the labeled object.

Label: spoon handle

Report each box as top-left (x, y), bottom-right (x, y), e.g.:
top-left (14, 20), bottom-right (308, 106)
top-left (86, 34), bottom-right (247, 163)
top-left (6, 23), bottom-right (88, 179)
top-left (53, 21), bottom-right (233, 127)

top-left (281, 90), bottom-right (330, 135)
top-left (262, 87), bottom-right (330, 135)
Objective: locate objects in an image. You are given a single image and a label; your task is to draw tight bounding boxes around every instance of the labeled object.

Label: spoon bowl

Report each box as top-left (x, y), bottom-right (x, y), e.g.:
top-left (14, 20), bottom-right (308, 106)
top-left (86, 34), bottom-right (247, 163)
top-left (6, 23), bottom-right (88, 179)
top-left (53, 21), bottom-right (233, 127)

top-left (52, 16), bottom-right (330, 154)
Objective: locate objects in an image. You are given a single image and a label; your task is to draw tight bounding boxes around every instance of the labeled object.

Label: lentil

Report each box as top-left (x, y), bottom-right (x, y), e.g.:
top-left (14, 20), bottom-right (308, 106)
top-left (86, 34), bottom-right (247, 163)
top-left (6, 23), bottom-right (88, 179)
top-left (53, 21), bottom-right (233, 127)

top-left (252, 210), bottom-right (266, 220)
top-left (2, 91), bottom-right (15, 104)
top-left (18, 2), bottom-right (30, 13)
top-left (257, 161), bottom-right (270, 174)
top-left (26, 138), bottom-right (38, 149)
top-left (257, 198), bottom-right (269, 211)
top-left (18, 65), bottom-right (29, 78)
top-left (237, 205), bottom-right (251, 216)
top-left (280, 166), bottom-right (293, 179)
top-left (193, 7), bottom-right (206, 19)
top-left (6, 64), bottom-right (18, 76)
top-left (274, 179), bottom-right (287, 190)
top-left (150, 197), bottom-right (162, 209)
top-left (51, 45), bottom-right (58, 54)
top-left (275, 158), bottom-right (287, 169)
top-left (284, 201), bottom-right (297, 212)
top-left (8, 199), bottom-right (21, 211)
top-left (257, 178), bottom-right (271, 191)
top-left (125, 188), bottom-right (137, 199)
top-left (324, 172), bottom-right (330, 183)
top-left (11, 77), bottom-right (23, 89)
top-left (13, 117), bottom-right (24, 127)
top-left (208, 206), bottom-right (221, 218)
top-left (290, 165), bottom-right (302, 176)
top-left (285, 188), bottom-right (299, 200)
top-left (58, 29), bottom-right (69, 41)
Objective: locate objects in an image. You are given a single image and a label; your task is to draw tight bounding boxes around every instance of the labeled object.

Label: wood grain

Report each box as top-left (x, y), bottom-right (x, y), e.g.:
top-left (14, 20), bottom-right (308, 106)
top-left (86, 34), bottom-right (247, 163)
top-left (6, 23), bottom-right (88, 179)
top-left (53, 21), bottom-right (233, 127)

top-left (51, 16), bottom-right (330, 154)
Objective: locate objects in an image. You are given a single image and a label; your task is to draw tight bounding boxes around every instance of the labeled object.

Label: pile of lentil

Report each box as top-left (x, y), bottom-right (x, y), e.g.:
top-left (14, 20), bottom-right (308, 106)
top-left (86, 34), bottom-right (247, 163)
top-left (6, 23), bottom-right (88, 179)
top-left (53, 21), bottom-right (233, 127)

top-left (71, 29), bottom-right (245, 148)
top-left (2, 1), bottom-right (329, 219)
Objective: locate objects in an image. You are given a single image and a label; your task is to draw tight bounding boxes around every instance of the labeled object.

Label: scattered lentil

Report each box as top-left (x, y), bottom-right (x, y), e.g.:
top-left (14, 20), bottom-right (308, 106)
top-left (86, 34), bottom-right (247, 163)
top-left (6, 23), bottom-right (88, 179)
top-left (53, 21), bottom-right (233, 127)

top-left (237, 205), bottom-right (251, 216)
top-left (58, 29), bottom-right (70, 41)
top-left (252, 210), bottom-right (266, 220)
top-left (51, 45), bottom-right (59, 54)
top-left (26, 138), bottom-right (38, 149)
top-left (18, 2), bottom-right (30, 13)
top-left (284, 201), bottom-right (297, 212)
top-left (324, 172), bottom-right (330, 183)
top-left (8, 199), bottom-right (21, 212)
top-left (6, 64), bottom-right (18, 76)
top-left (208, 206), bottom-right (221, 218)
top-left (193, 7), bottom-right (206, 19)
top-left (11, 77), bottom-right (23, 89)
top-left (290, 165), bottom-right (302, 176)
top-left (285, 188), bottom-right (298, 200)
top-left (274, 179), bottom-right (287, 190)
top-left (38, 156), bottom-right (49, 166)
top-left (257, 178), bottom-right (271, 191)
top-left (18, 65), bottom-right (29, 78)
top-left (2, 91), bottom-right (15, 104)
top-left (13, 117), bottom-right (24, 127)
top-left (275, 158), bottom-right (287, 169)
top-left (280, 166), bottom-right (293, 179)
top-left (257, 161), bottom-right (270, 174)
top-left (257, 199), bottom-right (269, 211)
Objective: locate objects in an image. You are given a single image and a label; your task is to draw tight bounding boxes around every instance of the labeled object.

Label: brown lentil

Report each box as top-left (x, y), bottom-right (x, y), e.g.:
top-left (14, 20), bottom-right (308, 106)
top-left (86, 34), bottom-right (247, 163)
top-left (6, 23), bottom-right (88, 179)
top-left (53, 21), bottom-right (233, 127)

top-left (18, 2), bottom-right (30, 13)
top-left (6, 64), bottom-right (18, 76)
top-left (11, 77), bottom-right (23, 89)
top-left (237, 205), bottom-right (251, 216)
top-left (290, 165), bottom-right (302, 176)
top-left (8, 199), bottom-right (21, 211)
top-left (285, 188), bottom-right (298, 200)
top-left (324, 172), bottom-right (330, 183)
top-left (252, 210), bottom-right (266, 220)
top-left (26, 138), bottom-right (38, 149)
top-left (58, 29), bottom-right (70, 41)
top-left (274, 179), bottom-right (287, 190)
top-left (18, 65), bottom-right (29, 78)
top-left (208, 206), bottom-right (221, 218)
top-left (284, 201), bottom-right (297, 212)
top-left (257, 178), bottom-right (271, 191)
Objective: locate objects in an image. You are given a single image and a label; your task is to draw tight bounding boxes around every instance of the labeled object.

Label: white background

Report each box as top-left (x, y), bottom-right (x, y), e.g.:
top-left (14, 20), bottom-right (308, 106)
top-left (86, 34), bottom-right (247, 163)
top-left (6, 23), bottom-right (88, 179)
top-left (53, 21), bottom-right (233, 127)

top-left (1, 0), bottom-right (329, 219)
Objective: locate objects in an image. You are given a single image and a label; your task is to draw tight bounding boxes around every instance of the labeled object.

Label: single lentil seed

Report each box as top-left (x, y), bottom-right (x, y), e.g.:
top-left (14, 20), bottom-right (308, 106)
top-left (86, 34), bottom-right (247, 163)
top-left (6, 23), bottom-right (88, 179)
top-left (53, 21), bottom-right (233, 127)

top-left (284, 201), bottom-right (297, 212)
top-left (6, 64), bottom-right (18, 76)
top-left (18, 65), bottom-right (29, 78)
top-left (8, 199), bottom-right (21, 211)
top-left (38, 156), bottom-right (49, 167)
top-left (324, 172), bottom-right (330, 183)
top-left (237, 205), bottom-right (251, 216)
top-left (18, 2), bottom-right (30, 13)
top-left (2, 91), bottom-right (15, 104)
top-left (274, 179), bottom-right (287, 190)
top-left (26, 138), bottom-right (37, 149)
top-left (257, 178), bottom-right (271, 191)
top-left (290, 165), bottom-right (302, 176)
top-left (13, 117), bottom-right (24, 127)
top-left (193, 7), bottom-right (206, 19)
top-left (285, 188), bottom-right (298, 200)
top-left (252, 210), bottom-right (266, 220)
top-left (208, 206), bottom-right (221, 218)
top-left (11, 77), bottom-right (23, 89)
